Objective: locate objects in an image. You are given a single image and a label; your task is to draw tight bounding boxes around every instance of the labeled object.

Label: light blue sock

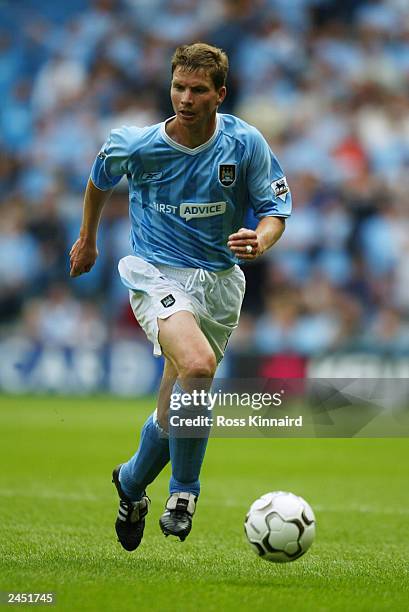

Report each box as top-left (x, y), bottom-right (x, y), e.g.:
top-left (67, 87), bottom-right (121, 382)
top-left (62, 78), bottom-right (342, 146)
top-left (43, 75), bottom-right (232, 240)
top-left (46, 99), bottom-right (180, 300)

top-left (119, 412), bottom-right (170, 501)
top-left (169, 381), bottom-right (211, 498)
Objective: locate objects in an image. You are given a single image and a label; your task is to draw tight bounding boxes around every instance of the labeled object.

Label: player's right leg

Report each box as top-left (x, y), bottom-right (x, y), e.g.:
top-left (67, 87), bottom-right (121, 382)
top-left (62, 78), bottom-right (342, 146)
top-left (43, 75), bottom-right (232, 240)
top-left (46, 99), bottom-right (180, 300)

top-left (157, 311), bottom-right (217, 541)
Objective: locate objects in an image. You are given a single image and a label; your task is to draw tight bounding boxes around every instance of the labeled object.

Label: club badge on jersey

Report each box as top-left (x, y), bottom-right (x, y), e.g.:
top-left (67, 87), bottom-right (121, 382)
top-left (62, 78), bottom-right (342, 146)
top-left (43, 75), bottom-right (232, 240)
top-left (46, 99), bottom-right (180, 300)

top-left (218, 164), bottom-right (236, 187)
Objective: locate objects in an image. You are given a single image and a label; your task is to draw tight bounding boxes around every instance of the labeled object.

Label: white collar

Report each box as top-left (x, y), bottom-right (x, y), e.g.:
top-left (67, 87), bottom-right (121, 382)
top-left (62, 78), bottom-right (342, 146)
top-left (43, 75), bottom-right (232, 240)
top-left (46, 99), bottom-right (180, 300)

top-left (160, 114), bottom-right (220, 155)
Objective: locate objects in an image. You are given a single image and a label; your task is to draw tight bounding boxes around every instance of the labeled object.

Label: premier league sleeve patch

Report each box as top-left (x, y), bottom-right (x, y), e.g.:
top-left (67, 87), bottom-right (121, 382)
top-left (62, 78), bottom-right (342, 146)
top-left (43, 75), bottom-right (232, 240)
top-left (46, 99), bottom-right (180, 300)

top-left (271, 176), bottom-right (289, 201)
top-left (218, 164), bottom-right (236, 187)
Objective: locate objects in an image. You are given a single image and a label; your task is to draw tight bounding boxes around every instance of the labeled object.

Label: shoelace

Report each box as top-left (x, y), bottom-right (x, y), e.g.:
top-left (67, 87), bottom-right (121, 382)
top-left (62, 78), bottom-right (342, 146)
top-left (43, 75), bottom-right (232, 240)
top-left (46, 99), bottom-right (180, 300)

top-left (117, 498), bottom-right (149, 523)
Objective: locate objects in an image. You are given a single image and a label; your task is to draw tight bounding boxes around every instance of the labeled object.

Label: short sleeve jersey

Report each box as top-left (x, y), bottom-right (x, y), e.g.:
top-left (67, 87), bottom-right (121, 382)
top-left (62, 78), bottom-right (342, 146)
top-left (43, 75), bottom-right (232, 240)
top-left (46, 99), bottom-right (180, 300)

top-left (91, 113), bottom-right (292, 271)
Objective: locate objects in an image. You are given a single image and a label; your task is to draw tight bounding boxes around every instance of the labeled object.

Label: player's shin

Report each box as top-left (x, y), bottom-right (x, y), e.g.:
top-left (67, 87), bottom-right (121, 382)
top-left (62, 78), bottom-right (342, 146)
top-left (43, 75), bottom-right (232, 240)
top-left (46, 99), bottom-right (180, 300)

top-left (168, 380), bottom-right (212, 497)
top-left (119, 412), bottom-right (170, 501)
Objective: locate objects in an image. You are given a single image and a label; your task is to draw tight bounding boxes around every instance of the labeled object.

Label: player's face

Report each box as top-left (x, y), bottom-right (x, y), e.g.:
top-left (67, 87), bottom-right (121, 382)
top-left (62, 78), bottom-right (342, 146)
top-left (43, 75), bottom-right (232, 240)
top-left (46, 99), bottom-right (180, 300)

top-left (170, 67), bottom-right (226, 127)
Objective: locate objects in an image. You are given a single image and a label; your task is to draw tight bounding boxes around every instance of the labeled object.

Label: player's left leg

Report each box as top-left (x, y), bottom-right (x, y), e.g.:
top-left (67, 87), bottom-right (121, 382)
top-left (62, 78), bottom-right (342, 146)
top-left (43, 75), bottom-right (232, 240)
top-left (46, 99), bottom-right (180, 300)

top-left (112, 359), bottom-right (177, 551)
top-left (119, 359), bottom-right (177, 500)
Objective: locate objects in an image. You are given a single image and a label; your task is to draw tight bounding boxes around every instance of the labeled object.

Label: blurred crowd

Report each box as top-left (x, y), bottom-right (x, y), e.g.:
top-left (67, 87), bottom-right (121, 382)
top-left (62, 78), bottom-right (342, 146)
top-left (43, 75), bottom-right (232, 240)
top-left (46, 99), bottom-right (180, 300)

top-left (1, 0), bottom-right (409, 357)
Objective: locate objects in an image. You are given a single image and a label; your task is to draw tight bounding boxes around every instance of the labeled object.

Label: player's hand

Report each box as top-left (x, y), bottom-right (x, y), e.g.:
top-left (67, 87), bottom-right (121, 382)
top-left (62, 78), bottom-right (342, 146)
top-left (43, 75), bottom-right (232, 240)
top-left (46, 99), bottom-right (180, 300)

top-left (69, 238), bottom-right (98, 277)
top-left (227, 228), bottom-right (260, 260)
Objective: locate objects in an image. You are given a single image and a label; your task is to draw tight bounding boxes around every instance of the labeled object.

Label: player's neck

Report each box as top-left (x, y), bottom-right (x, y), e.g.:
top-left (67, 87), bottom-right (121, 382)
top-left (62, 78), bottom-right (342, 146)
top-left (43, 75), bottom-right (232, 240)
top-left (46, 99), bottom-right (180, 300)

top-left (166, 115), bottom-right (217, 149)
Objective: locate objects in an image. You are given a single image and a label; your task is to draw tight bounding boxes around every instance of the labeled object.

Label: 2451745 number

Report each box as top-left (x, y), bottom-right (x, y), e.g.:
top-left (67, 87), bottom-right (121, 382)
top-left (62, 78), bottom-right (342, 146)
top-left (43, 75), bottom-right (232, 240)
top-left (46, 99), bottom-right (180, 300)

top-left (4, 593), bottom-right (54, 605)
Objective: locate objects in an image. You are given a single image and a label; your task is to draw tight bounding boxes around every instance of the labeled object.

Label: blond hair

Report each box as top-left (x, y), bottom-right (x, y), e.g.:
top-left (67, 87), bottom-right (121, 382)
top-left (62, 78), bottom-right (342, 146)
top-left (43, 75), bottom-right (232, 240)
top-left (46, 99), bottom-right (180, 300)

top-left (171, 43), bottom-right (229, 90)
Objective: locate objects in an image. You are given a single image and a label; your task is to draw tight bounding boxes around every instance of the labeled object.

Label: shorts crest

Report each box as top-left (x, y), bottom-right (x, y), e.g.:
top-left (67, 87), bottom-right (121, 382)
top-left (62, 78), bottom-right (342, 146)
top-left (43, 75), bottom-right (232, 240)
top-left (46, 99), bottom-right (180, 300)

top-left (218, 164), bottom-right (236, 187)
top-left (161, 294), bottom-right (175, 308)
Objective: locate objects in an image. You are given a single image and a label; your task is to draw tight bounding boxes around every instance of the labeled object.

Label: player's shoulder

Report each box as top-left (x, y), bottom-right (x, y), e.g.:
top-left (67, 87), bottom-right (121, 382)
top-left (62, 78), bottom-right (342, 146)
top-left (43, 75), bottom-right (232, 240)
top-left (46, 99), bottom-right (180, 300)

top-left (218, 113), bottom-right (266, 149)
top-left (109, 122), bottom-right (162, 148)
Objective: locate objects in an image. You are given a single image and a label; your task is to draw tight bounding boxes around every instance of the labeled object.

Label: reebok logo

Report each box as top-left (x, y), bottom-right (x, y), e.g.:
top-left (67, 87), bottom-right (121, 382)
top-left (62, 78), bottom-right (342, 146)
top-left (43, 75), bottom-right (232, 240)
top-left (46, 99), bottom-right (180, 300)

top-left (142, 171), bottom-right (163, 181)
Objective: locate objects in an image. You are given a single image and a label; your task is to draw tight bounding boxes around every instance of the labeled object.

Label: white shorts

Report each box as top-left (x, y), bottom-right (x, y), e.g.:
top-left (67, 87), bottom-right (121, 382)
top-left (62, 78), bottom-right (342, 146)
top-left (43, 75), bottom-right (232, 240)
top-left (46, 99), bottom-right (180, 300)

top-left (118, 255), bottom-right (246, 363)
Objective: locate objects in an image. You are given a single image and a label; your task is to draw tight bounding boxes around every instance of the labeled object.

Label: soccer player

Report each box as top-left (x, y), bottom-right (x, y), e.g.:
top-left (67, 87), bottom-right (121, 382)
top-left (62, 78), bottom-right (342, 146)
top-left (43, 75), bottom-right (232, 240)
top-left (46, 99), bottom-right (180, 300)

top-left (69, 43), bottom-right (292, 551)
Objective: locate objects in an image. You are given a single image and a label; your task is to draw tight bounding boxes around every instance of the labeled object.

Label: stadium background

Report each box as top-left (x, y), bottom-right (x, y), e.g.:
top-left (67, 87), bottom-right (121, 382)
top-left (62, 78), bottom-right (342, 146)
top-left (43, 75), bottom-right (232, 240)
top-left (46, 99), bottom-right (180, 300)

top-left (1, 0), bottom-right (409, 394)
top-left (2, 3), bottom-right (409, 610)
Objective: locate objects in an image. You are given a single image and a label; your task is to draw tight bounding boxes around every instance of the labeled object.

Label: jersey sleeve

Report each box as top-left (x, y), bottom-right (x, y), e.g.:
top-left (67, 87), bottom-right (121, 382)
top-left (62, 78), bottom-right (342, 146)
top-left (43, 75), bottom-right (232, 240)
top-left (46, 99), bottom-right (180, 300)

top-left (246, 129), bottom-right (292, 219)
top-left (90, 126), bottom-right (132, 190)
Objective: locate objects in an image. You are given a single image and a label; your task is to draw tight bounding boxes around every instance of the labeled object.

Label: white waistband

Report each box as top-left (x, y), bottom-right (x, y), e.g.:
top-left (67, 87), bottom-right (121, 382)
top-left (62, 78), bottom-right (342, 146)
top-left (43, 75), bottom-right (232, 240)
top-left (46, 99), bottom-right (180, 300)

top-left (156, 263), bottom-right (235, 281)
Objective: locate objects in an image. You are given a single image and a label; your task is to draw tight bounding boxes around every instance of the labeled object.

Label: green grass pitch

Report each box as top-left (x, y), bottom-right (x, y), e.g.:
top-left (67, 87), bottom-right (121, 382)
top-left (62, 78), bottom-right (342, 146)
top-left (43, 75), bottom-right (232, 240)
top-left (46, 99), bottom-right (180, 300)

top-left (0, 395), bottom-right (408, 611)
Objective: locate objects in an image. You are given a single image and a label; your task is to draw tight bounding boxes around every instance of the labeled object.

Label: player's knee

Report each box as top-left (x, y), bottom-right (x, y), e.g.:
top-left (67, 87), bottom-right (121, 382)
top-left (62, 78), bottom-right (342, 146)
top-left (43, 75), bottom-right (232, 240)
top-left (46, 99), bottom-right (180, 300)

top-left (180, 351), bottom-right (217, 380)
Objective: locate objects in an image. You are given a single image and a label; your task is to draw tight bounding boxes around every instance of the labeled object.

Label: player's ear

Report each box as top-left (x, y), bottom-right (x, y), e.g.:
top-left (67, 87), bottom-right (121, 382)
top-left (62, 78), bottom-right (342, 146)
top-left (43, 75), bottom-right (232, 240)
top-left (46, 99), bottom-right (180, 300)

top-left (217, 86), bottom-right (227, 107)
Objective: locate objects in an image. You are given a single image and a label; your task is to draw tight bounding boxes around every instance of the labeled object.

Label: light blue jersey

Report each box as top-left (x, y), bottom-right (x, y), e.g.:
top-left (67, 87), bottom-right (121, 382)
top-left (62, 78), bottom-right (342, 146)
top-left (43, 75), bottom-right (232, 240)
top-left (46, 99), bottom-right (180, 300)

top-left (91, 113), bottom-right (292, 271)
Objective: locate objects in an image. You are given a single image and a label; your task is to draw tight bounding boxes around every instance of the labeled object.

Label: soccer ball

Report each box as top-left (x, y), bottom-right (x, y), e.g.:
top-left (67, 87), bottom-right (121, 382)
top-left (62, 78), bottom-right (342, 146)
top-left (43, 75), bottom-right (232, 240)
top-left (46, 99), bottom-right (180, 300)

top-left (244, 491), bottom-right (316, 563)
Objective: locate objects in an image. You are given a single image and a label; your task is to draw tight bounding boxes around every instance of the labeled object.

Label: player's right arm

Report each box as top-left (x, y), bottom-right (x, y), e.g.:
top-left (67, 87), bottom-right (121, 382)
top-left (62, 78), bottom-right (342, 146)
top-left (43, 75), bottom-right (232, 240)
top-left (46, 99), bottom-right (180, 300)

top-left (69, 126), bottom-right (133, 277)
top-left (69, 179), bottom-right (114, 277)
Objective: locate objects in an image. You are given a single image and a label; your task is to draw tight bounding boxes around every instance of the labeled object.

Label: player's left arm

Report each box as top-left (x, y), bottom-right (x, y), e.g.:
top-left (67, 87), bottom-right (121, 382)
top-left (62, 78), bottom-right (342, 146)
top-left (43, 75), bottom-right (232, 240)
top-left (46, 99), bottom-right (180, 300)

top-left (227, 216), bottom-right (285, 260)
top-left (228, 127), bottom-right (291, 260)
